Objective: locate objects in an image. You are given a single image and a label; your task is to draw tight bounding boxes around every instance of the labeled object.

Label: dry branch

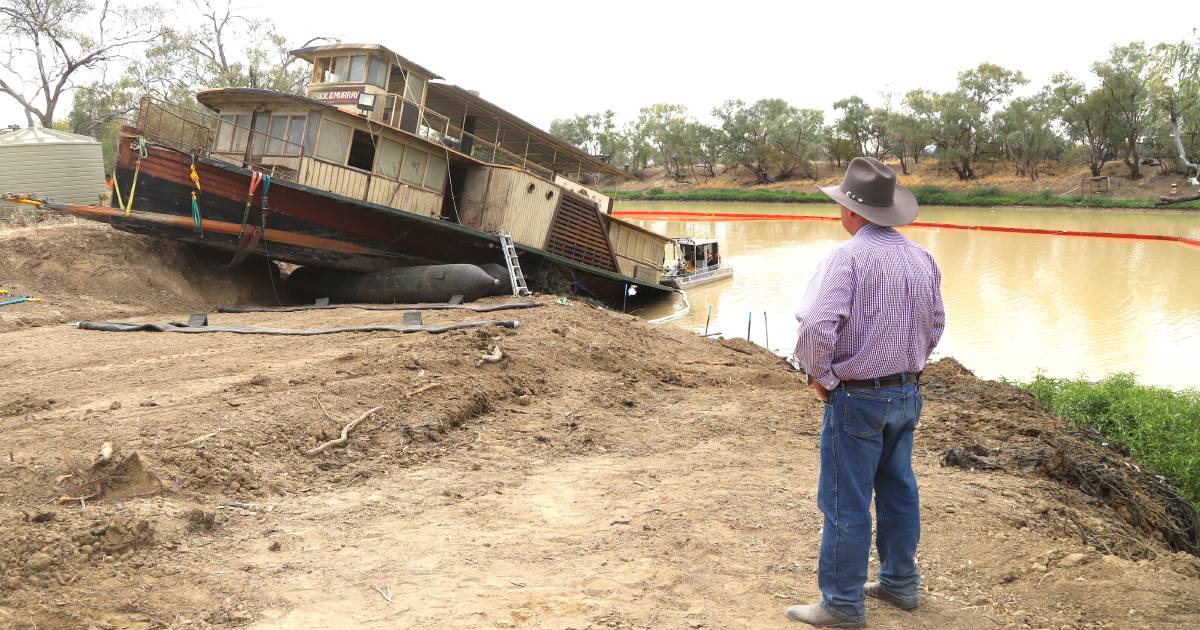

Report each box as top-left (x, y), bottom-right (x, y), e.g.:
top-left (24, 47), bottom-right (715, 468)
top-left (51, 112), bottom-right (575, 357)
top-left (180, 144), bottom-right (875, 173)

top-left (305, 407), bottom-right (383, 456)
top-left (1156, 193), bottom-right (1200, 205)
top-left (404, 382), bottom-right (441, 398)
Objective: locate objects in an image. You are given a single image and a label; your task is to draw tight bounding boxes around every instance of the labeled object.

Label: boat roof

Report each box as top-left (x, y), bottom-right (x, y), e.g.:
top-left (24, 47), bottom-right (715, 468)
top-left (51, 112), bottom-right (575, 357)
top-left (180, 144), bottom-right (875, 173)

top-left (424, 83), bottom-right (627, 180)
top-left (672, 238), bottom-right (719, 245)
top-left (289, 43), bottom-right (443, 80)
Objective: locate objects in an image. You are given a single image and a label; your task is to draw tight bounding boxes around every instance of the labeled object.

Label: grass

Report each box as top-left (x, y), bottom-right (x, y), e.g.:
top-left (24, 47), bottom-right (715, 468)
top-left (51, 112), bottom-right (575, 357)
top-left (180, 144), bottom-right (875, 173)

top-left (1018, 372), bottom-right (1200, 509)
top-left (607, 187), bottom-right (1200, 210)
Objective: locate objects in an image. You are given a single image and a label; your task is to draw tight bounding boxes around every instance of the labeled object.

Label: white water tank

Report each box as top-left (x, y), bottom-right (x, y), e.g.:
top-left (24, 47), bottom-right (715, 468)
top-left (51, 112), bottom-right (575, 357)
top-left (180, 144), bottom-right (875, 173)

top-left (0, 127), bottom-right (105, 216)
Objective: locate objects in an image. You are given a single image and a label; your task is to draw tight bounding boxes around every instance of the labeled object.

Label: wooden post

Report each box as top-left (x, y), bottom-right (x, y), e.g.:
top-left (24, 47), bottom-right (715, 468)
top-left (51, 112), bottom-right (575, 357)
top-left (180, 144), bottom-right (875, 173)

top-left (763, 311), bottom-right (769, 350)
top-left (704, 304), bottom-right (712, 336)
top-left (746, 312), bottom-right (752, 341)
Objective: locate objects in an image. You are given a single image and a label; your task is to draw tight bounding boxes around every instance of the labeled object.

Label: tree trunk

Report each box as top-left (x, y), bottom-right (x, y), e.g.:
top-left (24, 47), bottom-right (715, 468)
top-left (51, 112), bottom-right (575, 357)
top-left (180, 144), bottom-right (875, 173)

top-left (898, 152), bottom-right (909, 175)
top-left (1157, 192), bottom-right (1200, 205)
top-left (1125, 135), bottom-right (1141, 180)
top-left (1169, 109), bottom-right (1200, 179)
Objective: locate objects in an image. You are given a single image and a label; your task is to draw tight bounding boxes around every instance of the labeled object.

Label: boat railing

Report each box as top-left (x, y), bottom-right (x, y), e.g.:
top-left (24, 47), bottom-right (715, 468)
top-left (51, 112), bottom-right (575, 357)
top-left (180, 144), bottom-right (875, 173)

top-left (134, 97), bottom-right (306, 181)
top-left (135, 95), bottom-right (557, 184)
top-left (402, 96), bottom-right (556, 181)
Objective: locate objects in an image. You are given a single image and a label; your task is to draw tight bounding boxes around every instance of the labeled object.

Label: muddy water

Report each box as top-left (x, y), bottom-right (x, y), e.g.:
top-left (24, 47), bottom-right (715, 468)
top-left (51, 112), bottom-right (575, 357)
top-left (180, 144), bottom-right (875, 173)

top-left (627, 202), bottom-right (1200, 390)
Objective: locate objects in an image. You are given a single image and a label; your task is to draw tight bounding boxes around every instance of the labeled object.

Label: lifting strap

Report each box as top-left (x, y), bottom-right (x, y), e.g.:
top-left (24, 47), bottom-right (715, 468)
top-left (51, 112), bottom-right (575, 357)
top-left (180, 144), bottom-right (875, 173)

top-left (219, 171), bottom-right (267, 269)
top-left (189, 156), bottom-right (203, 235)
top-left (112, 137), bottom-right (147, 217)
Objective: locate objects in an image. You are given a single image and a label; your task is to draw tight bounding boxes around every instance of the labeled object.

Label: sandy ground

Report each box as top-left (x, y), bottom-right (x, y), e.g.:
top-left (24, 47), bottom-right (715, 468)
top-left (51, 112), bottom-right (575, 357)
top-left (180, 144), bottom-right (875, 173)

top-left (1, 225), bottom-right (1199, 630)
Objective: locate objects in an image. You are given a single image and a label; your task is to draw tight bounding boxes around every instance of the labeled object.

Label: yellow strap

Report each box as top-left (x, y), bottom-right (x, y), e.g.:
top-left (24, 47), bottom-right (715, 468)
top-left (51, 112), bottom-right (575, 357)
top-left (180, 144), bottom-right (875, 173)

top-left (124, 161), bottom-right (140, 217)
top-left (190, 163), bottom-right (202, 192)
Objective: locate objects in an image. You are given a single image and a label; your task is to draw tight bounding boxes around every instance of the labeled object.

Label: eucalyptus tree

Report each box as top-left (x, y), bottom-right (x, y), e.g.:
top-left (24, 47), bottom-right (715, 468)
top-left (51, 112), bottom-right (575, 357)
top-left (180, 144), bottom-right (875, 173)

top-left (1093, 42), bottom-right (1155, 179)
top-left (629, 103), bottom-right (693, 179)
top-left (549, 110), bottom-right (627, 164)
top-left (713, 99), bottom-right (777, 183)
top-left (0, 0), bottom-right (163, 127)
top-left (905, 63), bottom-right (1026, 179)
top-left (881, 111), bottom-right (930, 175)
top-left (1049, 73), bottom-right (1117, 177)
top-left (771, 107), bottom-right (825, 180)
top-left (994, 93), bottom-right (1061, 181)
top-left (1149, 38), bottom-right (1200, 180)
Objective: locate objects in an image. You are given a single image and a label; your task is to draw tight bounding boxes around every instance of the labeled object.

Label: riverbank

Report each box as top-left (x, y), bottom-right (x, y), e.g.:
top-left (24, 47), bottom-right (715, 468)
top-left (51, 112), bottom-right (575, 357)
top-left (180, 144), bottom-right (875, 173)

top-left (602, 160), bottom-right (1200, 210)
top-left (1021, 373), bottom-right (1200, 510)
top-left (2, 224), bottom-right (1199, 628)
top-left (607, 186), bottom-right (1200, 210)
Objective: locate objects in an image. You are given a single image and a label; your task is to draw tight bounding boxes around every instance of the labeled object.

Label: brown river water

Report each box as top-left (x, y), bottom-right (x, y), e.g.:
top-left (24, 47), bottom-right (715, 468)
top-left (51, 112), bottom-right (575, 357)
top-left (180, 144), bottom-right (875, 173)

top-left (625, 202), bottom-right (1200, 390)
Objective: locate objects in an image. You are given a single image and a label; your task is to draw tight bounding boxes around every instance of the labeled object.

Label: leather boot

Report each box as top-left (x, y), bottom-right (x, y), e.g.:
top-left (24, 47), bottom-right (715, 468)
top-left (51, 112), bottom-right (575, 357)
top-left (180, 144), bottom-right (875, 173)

top-left (785, 603), bottom-right (866, 628)
top-left (864, 582), bottom-right (919, 610)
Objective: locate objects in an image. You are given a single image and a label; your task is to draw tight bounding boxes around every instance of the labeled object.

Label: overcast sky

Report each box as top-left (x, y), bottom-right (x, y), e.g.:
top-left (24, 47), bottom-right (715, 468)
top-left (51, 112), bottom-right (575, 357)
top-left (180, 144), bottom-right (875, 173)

top-left (1, 0), bottom-right (1194, 129)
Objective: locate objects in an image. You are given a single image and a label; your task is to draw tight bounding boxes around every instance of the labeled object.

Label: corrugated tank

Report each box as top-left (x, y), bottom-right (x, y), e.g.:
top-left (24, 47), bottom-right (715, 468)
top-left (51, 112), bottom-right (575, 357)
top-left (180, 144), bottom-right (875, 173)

top-left (0, 127), bottom-right (106, 215)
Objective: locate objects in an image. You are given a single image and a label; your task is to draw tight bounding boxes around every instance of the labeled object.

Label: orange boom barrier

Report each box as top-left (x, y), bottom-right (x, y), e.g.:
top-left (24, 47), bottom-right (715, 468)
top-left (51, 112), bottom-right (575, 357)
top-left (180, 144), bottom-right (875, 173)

top-left (611, 210), bottom-right (1200, 250)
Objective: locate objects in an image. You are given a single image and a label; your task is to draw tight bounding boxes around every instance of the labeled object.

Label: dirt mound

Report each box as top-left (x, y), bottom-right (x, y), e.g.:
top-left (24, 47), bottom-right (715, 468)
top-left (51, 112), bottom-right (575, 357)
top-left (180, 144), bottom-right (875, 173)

top-left (1, 278), bottom-right (1198, 627)
top-left (923, 359), bottom-right (1199, 558)
top-left (0, 221), bottom-right (281, 331)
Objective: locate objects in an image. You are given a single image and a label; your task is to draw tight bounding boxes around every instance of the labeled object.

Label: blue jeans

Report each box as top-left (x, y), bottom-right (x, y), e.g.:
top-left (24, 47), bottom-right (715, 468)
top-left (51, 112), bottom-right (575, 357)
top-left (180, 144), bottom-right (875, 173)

top-left (817, 381), bottom-right (922, 622)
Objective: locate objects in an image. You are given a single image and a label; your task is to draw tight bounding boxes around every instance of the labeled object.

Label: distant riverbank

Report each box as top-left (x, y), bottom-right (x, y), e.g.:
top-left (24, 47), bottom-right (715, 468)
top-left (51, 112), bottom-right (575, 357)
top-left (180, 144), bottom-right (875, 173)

top-left (607, 186), bottom-right (1200, 210)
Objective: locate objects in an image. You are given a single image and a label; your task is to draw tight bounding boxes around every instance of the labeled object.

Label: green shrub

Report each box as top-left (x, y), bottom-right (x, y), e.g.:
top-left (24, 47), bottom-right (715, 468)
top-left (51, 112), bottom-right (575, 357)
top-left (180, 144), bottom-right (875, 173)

top-left (1019, 372), bottom-right (1200, 509)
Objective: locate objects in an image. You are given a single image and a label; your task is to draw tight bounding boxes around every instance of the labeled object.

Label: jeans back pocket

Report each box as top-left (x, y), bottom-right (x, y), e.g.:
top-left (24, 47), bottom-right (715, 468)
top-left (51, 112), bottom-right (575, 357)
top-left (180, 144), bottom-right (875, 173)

top-left (843, 390), bottom-right (893, 438)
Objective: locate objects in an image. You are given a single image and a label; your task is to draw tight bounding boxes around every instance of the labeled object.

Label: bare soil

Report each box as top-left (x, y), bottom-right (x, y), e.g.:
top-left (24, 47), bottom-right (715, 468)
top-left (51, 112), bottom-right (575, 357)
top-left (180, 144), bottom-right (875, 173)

top-left (2, 226), bottom-right (1199, 630)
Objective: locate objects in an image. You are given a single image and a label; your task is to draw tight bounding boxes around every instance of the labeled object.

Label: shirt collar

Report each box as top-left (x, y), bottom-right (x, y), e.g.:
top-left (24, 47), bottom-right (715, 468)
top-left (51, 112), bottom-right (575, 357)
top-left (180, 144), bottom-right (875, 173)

top-left (853, 223), bottom-right (905, 245)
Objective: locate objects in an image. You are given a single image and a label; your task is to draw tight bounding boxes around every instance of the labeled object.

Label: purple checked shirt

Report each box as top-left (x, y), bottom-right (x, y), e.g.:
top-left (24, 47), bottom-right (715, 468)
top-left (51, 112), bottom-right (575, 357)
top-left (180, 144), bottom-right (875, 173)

top-left (794, 224), bottom-right (945, 390)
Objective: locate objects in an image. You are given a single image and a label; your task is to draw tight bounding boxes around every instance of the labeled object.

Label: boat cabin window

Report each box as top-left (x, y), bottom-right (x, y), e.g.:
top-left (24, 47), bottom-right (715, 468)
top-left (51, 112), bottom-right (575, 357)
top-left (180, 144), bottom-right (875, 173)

top-left (387, 65), bottom-right (406, 94)
top-left (214, 113), bottom-right (251, 153)
top-left (313, 54), bottom-right (386, 86)
top-left (303, 111), bottom-right (321, 155)
top-left (250, 111), bottom-right (271, 156)
top-left (315, 119), bottom-right (351, 162)
top-left (367, 57), bottom-right (388, 88)
top-left (403, 73), bottom-right (426, 105)
top-left (347, 129), bottom-right (376, 171)
top-left (400, 147), bottom-right (427, 185)
top-left (424, 154), bottom-right (447, 190)
top-left (266, 113), bottom-right (306, 155)
top-left (328, 56), bottom-right (348, 82)
top-left (312, 58), bottom-right (328, 83)
top-left (375, 138), bottom-right (404, 179)
top-left (347, 55), bottom-right (368, 83)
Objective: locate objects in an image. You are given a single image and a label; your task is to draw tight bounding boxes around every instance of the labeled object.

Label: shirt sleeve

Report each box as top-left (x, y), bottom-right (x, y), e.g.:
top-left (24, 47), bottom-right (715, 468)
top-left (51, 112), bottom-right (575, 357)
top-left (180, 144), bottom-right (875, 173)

top-left (926, 257), bottom-right (945, 359)
top-left (794, 249), bottom-right (854, 390)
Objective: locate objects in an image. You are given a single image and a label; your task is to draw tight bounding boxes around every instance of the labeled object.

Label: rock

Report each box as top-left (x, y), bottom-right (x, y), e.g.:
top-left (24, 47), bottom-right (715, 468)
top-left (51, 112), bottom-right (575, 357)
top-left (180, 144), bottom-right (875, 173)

top-left (1029, 563), bottom-right (1047, 573)
top-left (25, 552), bottom-right (53, 572)
top-left (268, 541), bottom-right (281, 552)
top-left (1032, 501), bottom-right (1050, 514)
top-left (185, 508), bottom-right (216, 532)
top-left (109, 401), bottom-right (121, 410)
top-left (1059, 553), bottom-right (1088, 568)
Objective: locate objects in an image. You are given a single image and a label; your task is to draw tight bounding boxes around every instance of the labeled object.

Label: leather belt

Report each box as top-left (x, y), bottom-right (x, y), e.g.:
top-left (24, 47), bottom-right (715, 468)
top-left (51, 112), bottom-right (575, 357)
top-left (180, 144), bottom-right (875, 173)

top-left (840, 372), bottom-right (921, 389)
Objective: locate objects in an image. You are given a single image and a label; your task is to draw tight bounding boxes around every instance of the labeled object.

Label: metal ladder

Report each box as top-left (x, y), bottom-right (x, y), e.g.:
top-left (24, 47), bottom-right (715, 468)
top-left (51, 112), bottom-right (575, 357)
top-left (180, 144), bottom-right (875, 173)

top-left (498, 232), bottom-right (531, 296)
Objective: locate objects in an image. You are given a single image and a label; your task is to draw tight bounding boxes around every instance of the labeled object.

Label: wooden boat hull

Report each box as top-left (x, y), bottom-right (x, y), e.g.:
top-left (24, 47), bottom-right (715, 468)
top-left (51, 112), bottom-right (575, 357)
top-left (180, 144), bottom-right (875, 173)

top-left (100, 135), bottom-right (672, 305)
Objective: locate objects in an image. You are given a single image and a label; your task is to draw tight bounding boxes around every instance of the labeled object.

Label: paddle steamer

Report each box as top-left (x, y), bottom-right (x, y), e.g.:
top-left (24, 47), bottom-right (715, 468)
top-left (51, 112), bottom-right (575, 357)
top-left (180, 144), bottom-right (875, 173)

top-left (72, 43), bottom-right (677, 304)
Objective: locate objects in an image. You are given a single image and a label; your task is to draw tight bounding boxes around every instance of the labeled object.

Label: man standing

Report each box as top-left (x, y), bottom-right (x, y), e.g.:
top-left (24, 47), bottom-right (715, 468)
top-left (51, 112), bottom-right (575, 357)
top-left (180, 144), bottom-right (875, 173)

top-left (787, 157), bottom-right (945, 628)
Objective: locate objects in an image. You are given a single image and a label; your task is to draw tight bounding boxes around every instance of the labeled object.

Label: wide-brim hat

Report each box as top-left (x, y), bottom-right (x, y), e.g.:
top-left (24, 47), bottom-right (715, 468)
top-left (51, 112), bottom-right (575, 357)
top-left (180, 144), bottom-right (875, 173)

top-left (819, 157), bottom-right (918, 226)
